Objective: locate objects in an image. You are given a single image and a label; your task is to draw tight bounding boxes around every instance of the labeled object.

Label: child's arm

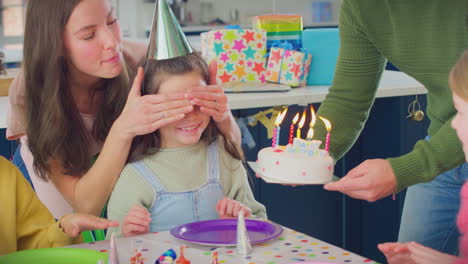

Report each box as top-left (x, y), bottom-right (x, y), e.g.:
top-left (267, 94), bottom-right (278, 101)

top-left (378, 242), bottom-right (457, 264)
top-left (1, 157), bottom-right (114, 251)
top-left (218, 139), bottom-right (267, 219)
top-left (106, 165), bottom-right (155, 238)
top-left (216, 197), bottom-right (252, 219)
top-left (121, 205), bottom-right (152, 237)
top-left (58, 213), bottom-right (119, 238)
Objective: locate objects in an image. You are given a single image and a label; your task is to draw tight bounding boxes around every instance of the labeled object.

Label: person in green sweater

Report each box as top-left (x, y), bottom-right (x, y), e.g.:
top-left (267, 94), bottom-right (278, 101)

top-left (106, 53), bottom-right (266, 237)
top-left (312, 0), bottom-right (467, 255)
top-left (0, 156), bottom-right (118, 255)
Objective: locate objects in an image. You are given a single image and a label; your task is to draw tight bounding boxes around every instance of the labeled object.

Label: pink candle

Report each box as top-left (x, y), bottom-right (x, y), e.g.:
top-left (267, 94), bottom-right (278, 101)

top-left (319, 116), bottom-right (332, 152)
top-left (272, 127), bottom-right (277, 148)
top-left (289, 113), bottom-right (299, 144)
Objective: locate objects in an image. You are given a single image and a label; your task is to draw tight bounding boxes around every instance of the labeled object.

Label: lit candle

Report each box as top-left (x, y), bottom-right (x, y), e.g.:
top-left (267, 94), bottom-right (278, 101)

top-left (273, 109), bottom-right (287, 148)
top-left (319, 116), bottom-right (332, 152)
top-left (306, 127), bottom-right (314, 141)
top-left (289, 113), bottom-right (299, 145)
top-left (310, 106), bottom-right (317, 129)
top-left (296, 110), bottom-right (306, 139)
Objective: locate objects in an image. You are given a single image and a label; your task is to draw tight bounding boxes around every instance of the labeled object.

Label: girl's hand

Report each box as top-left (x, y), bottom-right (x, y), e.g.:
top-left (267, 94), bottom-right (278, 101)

top-left (378, 242), bottom-right (457, 264)
top-left (216, 198), bottom-right (252, 219)
top-left (185, 85), bottom-right (229, 123)
top-left (113, 67), bottom-right (194, 140)
top-left (59, 213), bottom-right (119, 238)
top-left (122, 205), bottom-right (152, 237)
top-left (186, 59), bottom-right (229, 123)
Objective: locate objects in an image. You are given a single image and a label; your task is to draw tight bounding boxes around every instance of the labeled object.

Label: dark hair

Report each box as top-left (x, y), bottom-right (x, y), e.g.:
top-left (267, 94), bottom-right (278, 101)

top-left (23, 0), bottom-right (130, 180)
top-left (0, 52), bottom-right (5, 75)
top-left (128, 53), bottom-right (243, 161)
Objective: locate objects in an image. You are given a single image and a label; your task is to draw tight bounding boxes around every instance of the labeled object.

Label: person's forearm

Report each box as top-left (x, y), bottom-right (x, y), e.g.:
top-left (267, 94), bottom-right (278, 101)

top-left (217, 112), bottom-right (241, 147)
top-left (388, 116), bottom-right (465, 192)
top-left (72, 123), bottom-right (133, 215)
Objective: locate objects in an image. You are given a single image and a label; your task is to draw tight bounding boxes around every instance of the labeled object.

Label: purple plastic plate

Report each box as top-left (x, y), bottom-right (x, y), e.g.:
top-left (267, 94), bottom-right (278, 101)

top-left (170, 219), bottom-right (283, 246)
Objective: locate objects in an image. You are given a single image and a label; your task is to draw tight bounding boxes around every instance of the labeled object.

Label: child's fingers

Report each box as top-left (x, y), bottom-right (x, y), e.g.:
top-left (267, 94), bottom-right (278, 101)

top-left (123, 223), bottom-right (148, 237)
top-left (232, 202), bottom-right (242, 218)
top-left (242, 207), bottom-right (252, 218)
top-left (225, 200), bottom-right (235, 217)
top-left (216, 198), bottom-right (228, 217)
top-left (124, 214), bottom-right (151, 228)
top-left (130, 206), bottom-right (151, 220)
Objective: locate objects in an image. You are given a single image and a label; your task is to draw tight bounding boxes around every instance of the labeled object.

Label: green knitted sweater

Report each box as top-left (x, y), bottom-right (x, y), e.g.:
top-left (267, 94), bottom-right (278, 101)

top-left (314, 0), bottom-right (468, 191)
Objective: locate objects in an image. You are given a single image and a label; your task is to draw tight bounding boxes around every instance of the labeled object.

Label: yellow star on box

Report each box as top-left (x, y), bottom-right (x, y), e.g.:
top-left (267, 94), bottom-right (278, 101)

top-left (233, 65), bottom-right (247, 79)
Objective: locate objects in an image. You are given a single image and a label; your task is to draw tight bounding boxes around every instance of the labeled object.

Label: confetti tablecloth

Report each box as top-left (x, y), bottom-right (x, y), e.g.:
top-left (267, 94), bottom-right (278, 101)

top-left (69, 226), bottom-right (379, 264)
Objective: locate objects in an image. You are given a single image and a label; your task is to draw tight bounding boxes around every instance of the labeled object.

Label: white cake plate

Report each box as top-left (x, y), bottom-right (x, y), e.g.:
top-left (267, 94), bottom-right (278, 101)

top-left (247, 162), bottom-right (340, 185)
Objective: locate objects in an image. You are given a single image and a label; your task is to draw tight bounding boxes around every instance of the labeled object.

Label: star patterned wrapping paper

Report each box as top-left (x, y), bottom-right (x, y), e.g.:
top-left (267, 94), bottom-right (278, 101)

top-left (265, 47), bottom-right (313, 87)
top-left (201, 29), bottom-right (268, 84)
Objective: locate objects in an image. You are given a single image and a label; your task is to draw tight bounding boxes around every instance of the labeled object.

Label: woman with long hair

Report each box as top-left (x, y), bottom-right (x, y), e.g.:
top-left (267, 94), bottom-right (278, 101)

top-left (6, 0), bottom-right (240, 218)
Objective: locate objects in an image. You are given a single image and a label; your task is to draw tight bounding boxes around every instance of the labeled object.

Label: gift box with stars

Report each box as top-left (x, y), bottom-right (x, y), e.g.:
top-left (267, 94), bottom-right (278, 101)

top-left (265, 47), bottom-right (313, 87)
top-left (201, 29), bottom-right (267, 84)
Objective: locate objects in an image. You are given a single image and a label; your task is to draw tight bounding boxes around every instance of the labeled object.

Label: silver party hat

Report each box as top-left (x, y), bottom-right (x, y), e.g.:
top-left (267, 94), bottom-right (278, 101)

top-left (146, 0), bottom-right (193, 61)
top-left (236, 210), bottom-right (253, 256)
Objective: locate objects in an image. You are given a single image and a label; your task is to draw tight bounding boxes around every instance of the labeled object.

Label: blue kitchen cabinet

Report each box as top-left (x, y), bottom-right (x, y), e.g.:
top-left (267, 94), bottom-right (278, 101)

top-left (0, 128), bottom-right (18, 160)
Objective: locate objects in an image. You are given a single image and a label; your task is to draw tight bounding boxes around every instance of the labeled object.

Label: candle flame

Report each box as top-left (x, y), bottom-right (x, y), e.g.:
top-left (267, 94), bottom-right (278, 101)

top-left (292, 113), bottom-right (299, 125)
top-left (319, 116), bottom-right (332, 131)
top-left (310, 106), bottom-right (316, 127)
top-left (307, 127), bottom-right (314, 140)
top-left (298, 110), bottom-right (306, 129)
top-left (275, 108), bottom-right (287, 126)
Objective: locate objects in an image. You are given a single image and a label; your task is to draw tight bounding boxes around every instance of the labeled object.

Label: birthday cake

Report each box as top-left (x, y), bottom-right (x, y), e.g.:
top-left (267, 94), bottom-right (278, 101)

top-left (256, 138), bottom-right (334, 184)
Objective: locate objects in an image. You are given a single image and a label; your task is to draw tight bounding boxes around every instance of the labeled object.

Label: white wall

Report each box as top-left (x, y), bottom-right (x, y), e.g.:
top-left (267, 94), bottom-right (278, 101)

top-left (120, 0), bottom-right (342, 39)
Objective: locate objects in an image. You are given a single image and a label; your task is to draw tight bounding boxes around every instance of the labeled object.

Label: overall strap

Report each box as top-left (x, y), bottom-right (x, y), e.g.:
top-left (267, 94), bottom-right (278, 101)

top-left (131, 160), bottom-right (166, 193)
top-left (207, 139), bottom-right (220, 182)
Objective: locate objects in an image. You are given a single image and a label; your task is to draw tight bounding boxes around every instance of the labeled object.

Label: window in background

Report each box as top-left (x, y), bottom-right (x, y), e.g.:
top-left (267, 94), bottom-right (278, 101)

top-left (0, 0), bottom-right (25, 50)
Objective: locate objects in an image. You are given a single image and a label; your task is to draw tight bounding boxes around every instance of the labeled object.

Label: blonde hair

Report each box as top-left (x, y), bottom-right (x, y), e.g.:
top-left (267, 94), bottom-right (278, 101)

top-left (450, 51), bottom-right (468, 101)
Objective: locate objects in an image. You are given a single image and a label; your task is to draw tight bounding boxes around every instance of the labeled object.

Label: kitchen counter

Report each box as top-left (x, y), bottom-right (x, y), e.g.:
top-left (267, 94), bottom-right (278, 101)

top-left (0, 70), bottom-right (425, 130)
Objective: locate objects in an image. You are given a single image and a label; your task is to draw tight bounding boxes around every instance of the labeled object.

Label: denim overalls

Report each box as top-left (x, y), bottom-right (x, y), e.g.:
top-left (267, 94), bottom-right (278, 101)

top-left (130, 141), bottom-right (224, 232)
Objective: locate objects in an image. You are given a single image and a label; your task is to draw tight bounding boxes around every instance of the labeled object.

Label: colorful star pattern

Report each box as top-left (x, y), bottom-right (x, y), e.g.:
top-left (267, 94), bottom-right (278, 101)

top-left (219, 71), bottom-right (232, 83)
top-left (243, 46), bottom-right (256, 60)
top-left (202, 29), bottom-right (268, 83)
top-left (265, 47), bottom-right (313, 87)
top-left (233, 65), bottom-right (247, 79)
top-left (270, 71), bottom-right (279, 82)
top-left (242, 30), bottom-right (255, 43)
top-left (229, 52), bottom-right (239, 62)
top-left (224, 63), bottom-right (234, 73)
top-left (213, 43), bottom-right (224, 56)
top-left (252, 62), bottom-right (266, 76)
top-left (270, 49), bottom-right (282, 64)
top-left (291, 63), bottom-right (301, 77)
top-left (220, 53), bottom-right (229, 63)
top-left (246, 73), bottom-right (256, 81)
top-left (233, 39), bottom-right (246, 53)
top-left (214, 31), bottom-right (223, 40)
top-left (224, 30), bottom-right (238, 42)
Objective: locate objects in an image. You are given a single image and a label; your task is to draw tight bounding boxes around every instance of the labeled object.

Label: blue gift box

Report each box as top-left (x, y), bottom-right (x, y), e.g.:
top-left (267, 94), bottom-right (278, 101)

top-left (302, 28), bottom-right (340, 85)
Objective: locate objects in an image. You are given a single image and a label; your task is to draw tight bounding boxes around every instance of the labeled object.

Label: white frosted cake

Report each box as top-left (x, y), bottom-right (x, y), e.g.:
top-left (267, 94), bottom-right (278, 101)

top-left (256, 139), bottom-right (334, 184)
